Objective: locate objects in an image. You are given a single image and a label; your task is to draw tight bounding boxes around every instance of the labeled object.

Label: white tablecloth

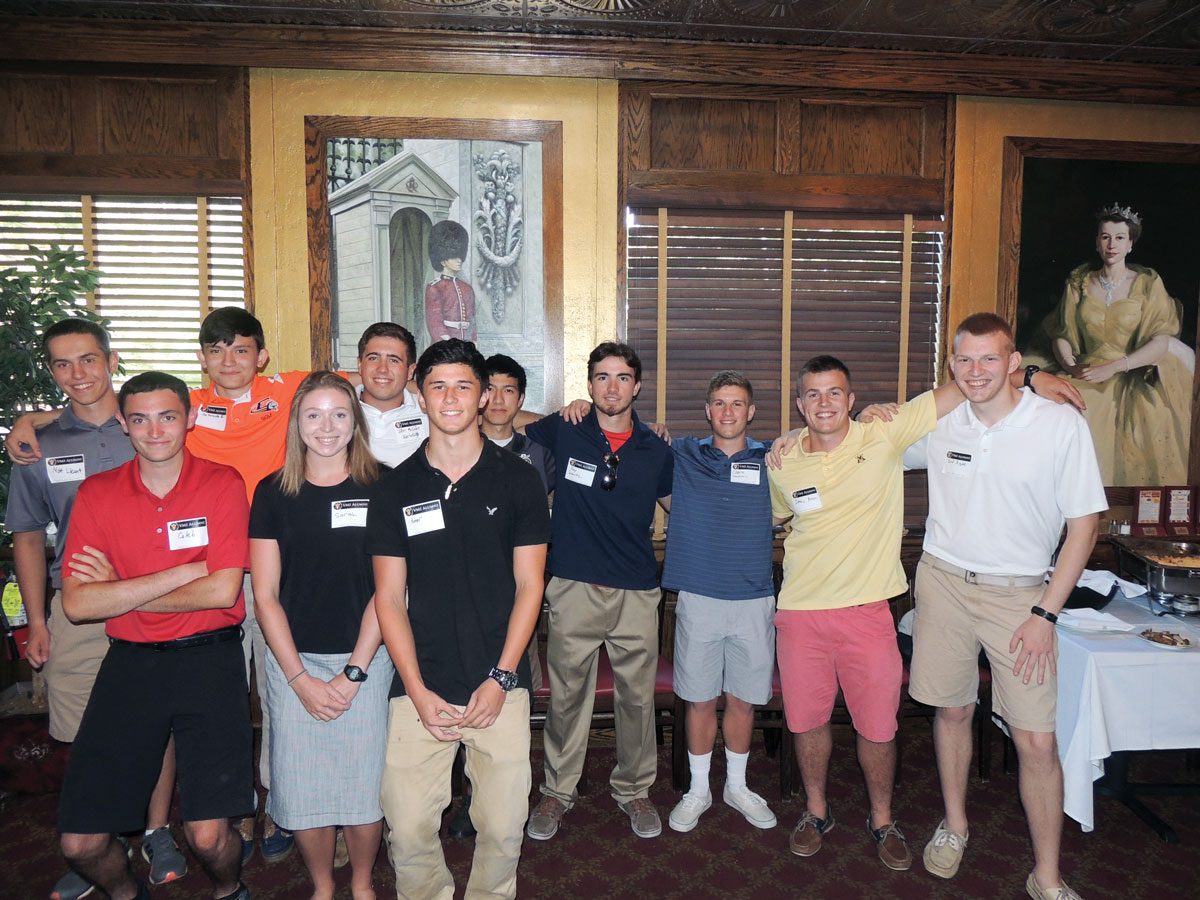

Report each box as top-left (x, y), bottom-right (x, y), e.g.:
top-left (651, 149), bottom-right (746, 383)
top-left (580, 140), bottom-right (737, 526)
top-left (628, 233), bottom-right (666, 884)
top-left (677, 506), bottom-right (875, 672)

top-left (1056, 595), bottom-right (1200, 831)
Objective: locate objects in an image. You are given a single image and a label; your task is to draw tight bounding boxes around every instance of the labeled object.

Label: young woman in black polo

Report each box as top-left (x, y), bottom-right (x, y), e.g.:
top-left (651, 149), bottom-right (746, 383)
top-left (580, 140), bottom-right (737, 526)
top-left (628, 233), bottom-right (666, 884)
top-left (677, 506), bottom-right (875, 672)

top-left (249, 371), bottom-right (390, 900)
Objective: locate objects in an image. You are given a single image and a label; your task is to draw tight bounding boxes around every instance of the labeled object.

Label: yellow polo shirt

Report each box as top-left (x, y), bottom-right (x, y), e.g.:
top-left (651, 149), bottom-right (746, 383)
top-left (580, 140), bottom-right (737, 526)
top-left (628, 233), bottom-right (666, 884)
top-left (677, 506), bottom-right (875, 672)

top-left (769, 391), bottom-right (937, 611)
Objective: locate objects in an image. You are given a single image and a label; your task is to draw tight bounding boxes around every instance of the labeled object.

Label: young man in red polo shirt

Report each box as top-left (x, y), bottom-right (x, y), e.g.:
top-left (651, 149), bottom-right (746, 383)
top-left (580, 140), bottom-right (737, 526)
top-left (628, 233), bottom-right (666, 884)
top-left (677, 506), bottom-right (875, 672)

top-left (58, 371), bottom-right (252, 900)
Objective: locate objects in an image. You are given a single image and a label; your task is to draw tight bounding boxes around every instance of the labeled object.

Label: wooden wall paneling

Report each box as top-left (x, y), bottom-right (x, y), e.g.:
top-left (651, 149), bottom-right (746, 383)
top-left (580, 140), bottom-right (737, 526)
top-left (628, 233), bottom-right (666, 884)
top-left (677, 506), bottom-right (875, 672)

top-left (96, 76), bottom-right (218, 157)
top-left (626, 171), bottom-right (944, 214)
top-left (649, 98), bottom-right (776, 171)
top-left (798, 102), bottom-right (925, 176)
top-left (937, 96), bottom-right (955, 380)
top-left (0, 71), bottom-right (73, 153)
top-left (921, 101), bottom-right (947, 180)
top-left (4, 19), bottom-right (1199, 107)
top-left (622, 86), bottom-right (652, 174)
top-left (776, 98), bottom-right (803, 176)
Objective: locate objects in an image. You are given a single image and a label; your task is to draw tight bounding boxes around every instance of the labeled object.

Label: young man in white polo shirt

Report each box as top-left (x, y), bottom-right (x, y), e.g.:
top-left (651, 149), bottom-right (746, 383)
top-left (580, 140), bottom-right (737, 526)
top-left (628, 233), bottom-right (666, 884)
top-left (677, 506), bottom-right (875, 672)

top-left (356, 323), bottom-right (429, 467)
top-left (906, 313), bottom-right (1105, 900)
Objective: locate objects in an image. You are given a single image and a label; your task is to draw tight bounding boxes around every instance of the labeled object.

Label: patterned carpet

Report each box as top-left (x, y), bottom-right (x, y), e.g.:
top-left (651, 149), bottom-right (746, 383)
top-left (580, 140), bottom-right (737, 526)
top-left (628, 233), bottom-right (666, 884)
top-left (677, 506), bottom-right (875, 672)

top-left (1, 718), bottom-right (1198, 899)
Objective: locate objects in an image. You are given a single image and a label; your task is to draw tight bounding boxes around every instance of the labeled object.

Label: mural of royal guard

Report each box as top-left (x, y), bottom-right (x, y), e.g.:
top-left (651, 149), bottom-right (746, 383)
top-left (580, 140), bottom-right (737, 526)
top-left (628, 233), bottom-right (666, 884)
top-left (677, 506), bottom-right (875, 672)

top-left (424, 219), bottom-right (477, 344)
top-left (1024, 203), bottom-right (1194, 485)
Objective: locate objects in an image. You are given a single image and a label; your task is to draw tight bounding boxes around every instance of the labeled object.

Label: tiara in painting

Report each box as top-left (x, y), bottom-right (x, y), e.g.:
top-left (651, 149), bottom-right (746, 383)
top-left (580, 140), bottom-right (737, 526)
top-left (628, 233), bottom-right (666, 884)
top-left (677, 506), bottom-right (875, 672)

top-left (1098, 203), bottom-right (1141, 225)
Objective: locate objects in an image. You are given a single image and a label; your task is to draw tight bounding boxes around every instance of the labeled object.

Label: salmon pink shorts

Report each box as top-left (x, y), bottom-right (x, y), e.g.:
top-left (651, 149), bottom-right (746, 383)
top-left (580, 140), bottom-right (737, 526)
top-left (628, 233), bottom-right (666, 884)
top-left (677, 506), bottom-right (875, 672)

top-left (775, 601), bottom-right (902, 742)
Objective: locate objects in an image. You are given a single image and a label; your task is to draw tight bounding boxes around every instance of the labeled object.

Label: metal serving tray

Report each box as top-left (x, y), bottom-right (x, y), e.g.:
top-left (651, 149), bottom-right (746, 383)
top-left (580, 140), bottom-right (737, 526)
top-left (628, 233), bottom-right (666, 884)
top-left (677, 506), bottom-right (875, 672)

top-left (1112, 537), bottom-right (1200, 615)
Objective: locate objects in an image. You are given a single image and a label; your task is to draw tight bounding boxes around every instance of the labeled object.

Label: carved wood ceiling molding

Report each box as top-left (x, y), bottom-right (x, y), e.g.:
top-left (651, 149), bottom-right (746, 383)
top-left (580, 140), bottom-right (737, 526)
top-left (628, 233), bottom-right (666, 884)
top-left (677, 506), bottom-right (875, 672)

top-left (2, 2), bottom-right (1198, 105)
top-left (5, 0), bottom-right (1198, 64)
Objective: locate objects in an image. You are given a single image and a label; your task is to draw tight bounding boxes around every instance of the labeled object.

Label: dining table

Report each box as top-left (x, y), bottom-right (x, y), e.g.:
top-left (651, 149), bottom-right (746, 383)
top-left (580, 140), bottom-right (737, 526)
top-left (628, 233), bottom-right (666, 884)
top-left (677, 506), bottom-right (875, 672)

top-left (1056, 593), bottom-right (1200, 842)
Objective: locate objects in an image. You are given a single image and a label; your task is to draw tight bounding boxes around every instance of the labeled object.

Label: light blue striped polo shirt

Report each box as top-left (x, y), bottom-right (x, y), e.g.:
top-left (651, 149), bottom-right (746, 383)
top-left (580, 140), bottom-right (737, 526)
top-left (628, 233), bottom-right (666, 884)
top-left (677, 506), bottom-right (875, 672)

top-left (662, 436), bottom-right (775, 600)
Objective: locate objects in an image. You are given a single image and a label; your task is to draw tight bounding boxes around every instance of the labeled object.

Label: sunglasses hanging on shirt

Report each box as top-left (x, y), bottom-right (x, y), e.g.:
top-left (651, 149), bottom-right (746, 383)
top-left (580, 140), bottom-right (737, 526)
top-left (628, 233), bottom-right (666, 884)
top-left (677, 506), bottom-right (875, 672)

top-left (600, 451), bottom-right (620, 492)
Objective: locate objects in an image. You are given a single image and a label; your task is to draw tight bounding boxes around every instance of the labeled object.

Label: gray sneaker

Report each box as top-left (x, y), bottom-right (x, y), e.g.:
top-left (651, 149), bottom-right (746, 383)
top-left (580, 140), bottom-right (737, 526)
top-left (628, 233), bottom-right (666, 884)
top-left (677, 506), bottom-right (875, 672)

top-left (49, 869), bottom-right (94, 900)
top-left (618, 798), bottom-right (662, 839)
top-left (526, 796), bottom-right (569, 841)
top-left (141, 826), bottom-right (188, 885)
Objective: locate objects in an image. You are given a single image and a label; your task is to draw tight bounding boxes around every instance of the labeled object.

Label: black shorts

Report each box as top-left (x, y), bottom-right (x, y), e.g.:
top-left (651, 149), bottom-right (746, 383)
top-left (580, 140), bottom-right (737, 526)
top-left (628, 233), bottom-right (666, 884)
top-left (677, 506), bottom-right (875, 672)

top-left (58, 636), bottom-right (253, 834)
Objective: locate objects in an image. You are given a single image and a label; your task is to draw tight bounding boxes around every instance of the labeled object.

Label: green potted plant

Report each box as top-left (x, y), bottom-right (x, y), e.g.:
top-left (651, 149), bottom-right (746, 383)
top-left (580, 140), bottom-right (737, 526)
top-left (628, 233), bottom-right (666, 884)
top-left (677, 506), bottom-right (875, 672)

top-left (0, 246), bottom-right (106, 554)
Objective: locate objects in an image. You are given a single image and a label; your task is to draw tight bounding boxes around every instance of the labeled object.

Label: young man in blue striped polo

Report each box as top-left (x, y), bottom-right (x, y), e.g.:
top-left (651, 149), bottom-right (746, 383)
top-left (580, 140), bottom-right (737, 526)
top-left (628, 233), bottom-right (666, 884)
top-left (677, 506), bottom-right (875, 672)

top-left (662, 371), bottom-right (781, 833)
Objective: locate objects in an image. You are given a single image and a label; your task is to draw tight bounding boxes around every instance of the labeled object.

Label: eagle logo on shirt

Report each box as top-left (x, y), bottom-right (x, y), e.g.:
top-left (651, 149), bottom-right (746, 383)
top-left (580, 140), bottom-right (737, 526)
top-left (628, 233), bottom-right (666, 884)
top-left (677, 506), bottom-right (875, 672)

top-left (486, 506), bottom-right (498, 516)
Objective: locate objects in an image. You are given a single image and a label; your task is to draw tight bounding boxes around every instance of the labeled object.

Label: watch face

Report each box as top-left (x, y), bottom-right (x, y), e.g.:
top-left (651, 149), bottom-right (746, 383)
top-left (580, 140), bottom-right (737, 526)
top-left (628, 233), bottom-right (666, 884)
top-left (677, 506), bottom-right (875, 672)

top-left (344, 665), bottom-right (367, 682)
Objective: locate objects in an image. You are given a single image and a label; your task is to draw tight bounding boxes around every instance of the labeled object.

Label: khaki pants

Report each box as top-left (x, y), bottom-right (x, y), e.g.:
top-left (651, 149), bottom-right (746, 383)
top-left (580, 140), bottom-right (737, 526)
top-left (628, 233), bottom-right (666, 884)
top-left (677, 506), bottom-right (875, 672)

top-left (381, 691), bottom-right (531, 900)
top-left (44, 590), bottom-right (109, 742)
top-left (540, 577), bottom-right (660, 805)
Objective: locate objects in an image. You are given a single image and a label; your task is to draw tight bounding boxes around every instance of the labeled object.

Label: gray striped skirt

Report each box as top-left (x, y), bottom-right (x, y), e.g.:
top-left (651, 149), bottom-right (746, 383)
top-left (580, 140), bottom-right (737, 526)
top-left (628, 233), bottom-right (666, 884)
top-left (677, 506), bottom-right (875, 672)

top-left (263, 644), bottom-right (393, 830)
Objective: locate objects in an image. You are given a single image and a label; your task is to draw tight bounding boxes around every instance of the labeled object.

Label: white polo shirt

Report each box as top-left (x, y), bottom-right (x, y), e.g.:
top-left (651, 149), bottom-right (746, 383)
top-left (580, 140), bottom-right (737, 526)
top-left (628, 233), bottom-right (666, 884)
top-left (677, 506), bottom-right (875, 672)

top-left (358, 388), bottom-right (428, 467)
top-left (907, 389), bottom-right (1107, 576)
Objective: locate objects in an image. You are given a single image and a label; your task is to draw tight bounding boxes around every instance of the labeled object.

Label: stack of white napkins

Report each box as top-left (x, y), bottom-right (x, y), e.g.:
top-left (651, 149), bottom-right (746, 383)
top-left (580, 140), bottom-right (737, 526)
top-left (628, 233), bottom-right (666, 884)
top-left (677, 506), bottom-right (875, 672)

top-left (1075, 568), bottom-right (1146, 597)
top-left (1057, 608), bottom-right (1136, 633)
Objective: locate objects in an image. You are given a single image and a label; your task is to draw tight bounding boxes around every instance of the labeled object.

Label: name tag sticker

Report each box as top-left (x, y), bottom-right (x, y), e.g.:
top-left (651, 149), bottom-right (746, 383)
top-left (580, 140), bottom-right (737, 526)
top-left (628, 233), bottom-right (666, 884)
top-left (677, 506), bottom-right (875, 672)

top-left (46, 454), bottom-right (85, 484)
top-left (730, 462), bottom-right (761, 485)
top-left (403, 500), bottom-right (446, 537)
top-left (194, 405), bottom-right (228, 431)
top-left (943, 450), bottom-right (974, 475)
top-left (790, 487), bottom-right (823, 514)
top-left (167, 517), bottom-right (209, 551)
top-left (395, 417), bottom-right (427, 444)
top-left (564, 457), bottom-right (598, 487)
top-left (331, 499), bottom-right (369, 528)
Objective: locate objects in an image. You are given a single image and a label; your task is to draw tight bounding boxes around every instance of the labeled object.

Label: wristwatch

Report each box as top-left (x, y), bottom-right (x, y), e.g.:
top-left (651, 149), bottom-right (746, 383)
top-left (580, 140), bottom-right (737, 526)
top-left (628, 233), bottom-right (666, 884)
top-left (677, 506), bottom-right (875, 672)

top-left (488, 666), bottom-right (518, 692)
top-left (1023, 365), bottom-right (1041, 392)
top-left (343, 664), bottom-right (368, 683)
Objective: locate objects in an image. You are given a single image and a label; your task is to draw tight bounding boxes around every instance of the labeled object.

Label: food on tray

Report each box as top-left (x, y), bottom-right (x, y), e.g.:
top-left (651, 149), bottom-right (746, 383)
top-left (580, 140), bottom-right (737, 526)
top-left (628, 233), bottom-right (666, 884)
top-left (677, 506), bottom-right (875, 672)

top-left (1141, 552), bottom-right (1200, 568)
top-left (1139, 628), bottom-right (1192, 647)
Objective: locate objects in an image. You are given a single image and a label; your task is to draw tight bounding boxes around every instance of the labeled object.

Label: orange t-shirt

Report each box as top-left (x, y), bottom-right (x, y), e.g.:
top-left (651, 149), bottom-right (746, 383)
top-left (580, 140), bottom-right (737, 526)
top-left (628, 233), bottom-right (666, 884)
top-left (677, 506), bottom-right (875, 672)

top-left (187, 371), bottom-right (309, 504)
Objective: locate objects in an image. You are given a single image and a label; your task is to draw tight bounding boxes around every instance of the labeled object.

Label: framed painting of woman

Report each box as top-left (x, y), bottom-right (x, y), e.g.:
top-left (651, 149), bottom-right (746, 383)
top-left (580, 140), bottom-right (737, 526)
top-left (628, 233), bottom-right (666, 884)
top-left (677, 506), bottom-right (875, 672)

top-left (998, 138), bottom-right (1200, 486)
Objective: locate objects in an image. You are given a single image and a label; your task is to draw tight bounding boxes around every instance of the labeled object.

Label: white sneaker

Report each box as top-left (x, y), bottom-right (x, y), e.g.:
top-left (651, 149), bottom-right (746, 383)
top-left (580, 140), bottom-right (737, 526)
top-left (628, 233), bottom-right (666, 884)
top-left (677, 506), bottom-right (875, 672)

top-left (722, 783), bottom-right (777, 829)
top-left (667, 792), bottom-right (712, 832)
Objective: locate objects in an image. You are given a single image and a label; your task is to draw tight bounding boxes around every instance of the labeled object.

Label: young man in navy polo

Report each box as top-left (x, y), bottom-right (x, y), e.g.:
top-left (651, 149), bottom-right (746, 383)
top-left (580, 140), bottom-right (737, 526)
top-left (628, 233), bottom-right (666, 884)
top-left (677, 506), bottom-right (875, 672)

top-left (524, 341), bottom-right (674, 840)
top-left (662, 371), bottom-right (781, 834)
top-left (370, 339), bottom-right (550, 899)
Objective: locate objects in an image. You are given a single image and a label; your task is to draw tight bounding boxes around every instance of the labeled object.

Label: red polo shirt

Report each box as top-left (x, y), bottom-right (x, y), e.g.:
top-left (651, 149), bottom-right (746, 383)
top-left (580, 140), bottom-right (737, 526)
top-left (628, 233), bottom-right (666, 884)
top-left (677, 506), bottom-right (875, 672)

top-left (186, 370), bottom-right (308, 505)
top-left (65, 450), bottom-right (250, 642)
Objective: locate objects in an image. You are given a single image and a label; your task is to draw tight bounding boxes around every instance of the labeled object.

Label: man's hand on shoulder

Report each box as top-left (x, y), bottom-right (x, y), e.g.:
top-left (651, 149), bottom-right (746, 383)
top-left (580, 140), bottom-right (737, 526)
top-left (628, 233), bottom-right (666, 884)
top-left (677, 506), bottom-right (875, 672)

top-left (5, 411), bottom-right (59, 464)
top-left (856, 402), bottom-right (899, 424)
top-left (459, 678), bottom-right (505, 730)
top-left (559, 399), bottom-right (591, 424)
top-left (766, 428), bottom-right (803, 469)
top-left (648, 421), bottom-right (671, 442)
top-left (1030, 371), bottom-right (1085, 412)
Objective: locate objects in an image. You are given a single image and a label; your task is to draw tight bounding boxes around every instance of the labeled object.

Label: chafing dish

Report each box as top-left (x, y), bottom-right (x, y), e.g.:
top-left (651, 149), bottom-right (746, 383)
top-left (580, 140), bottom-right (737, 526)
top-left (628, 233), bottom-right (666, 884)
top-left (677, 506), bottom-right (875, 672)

top-left (1112, 537), bottom-right (1200, 616)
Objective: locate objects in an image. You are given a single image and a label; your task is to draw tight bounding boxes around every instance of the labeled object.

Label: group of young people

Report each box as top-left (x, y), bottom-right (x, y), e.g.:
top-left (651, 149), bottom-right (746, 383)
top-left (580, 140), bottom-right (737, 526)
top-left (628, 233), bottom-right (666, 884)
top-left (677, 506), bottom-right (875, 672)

top-left (5, 304), bottom-right (1102, 900)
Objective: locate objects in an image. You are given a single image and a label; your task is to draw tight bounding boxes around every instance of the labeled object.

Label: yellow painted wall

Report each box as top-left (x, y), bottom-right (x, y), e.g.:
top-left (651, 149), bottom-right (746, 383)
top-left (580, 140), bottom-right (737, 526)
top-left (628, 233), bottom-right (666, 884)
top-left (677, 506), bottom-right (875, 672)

top-left (248, 69), bottom-right (618, 396)
top-left (950, 96), bottom-right (1200, 324)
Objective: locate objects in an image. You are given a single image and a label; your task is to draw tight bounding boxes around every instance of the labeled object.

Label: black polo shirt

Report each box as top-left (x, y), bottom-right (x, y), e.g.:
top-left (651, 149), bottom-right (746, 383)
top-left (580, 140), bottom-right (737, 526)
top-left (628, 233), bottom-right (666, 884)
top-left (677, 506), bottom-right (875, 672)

top-left (525, 408), bottom-right (673, 590)
top-left (365, 439), bottom-right (551, 705)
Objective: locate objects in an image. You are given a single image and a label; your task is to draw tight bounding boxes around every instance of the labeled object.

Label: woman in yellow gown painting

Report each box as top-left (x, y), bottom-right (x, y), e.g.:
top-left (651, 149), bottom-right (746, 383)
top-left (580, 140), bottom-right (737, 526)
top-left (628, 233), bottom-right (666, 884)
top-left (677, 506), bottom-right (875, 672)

top-left (1028, 204), bottom-right (1193, 485)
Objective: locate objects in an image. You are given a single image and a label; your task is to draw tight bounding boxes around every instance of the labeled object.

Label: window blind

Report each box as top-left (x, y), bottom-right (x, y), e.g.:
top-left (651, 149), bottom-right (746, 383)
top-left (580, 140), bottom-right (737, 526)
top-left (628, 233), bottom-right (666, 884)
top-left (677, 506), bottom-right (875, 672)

top-left (0, 194), bottom-right (246, 388)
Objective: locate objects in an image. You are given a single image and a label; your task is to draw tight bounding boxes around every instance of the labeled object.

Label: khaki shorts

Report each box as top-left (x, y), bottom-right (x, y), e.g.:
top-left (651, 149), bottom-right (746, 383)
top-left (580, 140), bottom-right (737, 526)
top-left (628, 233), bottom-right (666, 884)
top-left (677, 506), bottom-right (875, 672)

top-left (909, 558), bottom-right (1056, 733)
top-left (44, 590), bottom-right (109, 742)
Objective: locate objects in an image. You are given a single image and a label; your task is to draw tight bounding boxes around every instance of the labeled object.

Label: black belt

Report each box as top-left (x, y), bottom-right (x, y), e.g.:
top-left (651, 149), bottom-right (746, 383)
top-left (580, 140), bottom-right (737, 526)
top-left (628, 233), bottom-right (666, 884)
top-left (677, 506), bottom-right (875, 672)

top-left (110, 625), bottom-right (243, 652)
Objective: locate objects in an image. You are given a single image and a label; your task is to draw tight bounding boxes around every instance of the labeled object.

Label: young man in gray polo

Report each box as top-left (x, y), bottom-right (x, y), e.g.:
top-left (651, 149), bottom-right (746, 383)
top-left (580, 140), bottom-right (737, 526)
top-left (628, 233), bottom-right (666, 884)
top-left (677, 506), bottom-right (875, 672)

top-left (4, 320), bottom-right (187, 898)
top-left (662, 371), bottom-right (780, 833)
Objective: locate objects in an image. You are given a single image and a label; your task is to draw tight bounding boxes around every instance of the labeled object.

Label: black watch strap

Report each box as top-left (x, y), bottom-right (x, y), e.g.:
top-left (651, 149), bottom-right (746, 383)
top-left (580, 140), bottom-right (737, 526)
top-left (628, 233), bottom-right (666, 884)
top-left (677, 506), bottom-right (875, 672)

top-left (1030, 605), bottom-right (1058, 624)
top-left (1024, 365), bottom-right (1041, 392)
top-left (343, 664), bottom-right (368, 683)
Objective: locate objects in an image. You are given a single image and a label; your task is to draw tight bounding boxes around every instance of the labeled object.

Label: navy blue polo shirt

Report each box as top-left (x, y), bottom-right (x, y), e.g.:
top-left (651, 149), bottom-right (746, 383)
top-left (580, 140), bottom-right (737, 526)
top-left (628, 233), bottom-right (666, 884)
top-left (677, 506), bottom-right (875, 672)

top-left (525, 409), bottom-right (672, 590)
top-left (661, 436), bottom-right (774, 600)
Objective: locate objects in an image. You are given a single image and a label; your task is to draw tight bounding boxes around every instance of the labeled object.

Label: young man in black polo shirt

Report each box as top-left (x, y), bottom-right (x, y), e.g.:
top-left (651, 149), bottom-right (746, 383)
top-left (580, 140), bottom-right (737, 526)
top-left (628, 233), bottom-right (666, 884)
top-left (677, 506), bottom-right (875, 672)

top-left (524, 341), bottom-right (674, 840)
top-left (369, 339), bottom-right (550, 900)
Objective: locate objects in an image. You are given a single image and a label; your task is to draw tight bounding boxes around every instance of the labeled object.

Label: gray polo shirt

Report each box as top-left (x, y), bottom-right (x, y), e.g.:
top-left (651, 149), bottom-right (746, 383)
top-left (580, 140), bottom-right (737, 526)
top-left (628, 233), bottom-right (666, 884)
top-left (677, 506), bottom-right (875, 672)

top-left (4, 408), bottom-right (134, 588)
